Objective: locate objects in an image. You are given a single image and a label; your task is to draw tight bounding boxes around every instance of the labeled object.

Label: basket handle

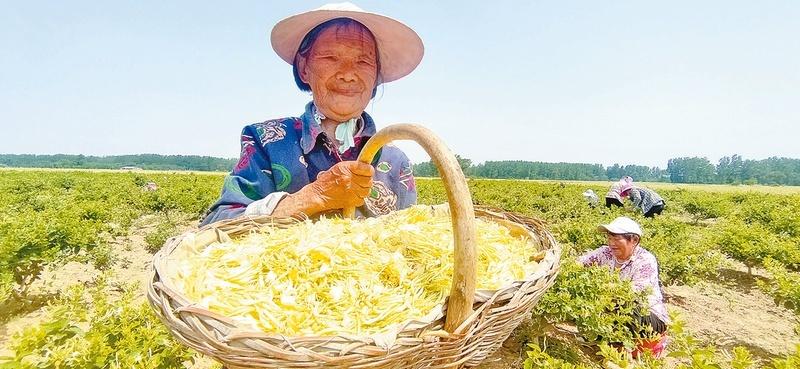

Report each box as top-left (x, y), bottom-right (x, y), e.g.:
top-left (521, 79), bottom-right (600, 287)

top-left (343, 123), bottom-right (476, 334)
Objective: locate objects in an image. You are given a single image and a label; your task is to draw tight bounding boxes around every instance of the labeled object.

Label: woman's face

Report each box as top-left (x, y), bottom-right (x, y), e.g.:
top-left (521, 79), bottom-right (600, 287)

top-left (606, 233), bottom-right (637, 261)
top-left (299, 25), bottom-right (378, 122)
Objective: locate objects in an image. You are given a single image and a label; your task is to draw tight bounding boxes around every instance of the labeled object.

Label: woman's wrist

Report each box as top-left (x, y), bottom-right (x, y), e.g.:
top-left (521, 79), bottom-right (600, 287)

top-left (272, 189), bottom-right (324, 217)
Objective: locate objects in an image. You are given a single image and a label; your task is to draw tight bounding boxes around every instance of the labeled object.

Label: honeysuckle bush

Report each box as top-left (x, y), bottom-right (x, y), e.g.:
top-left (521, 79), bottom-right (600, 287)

top-left (530, 260), bottom-right (648, 348)
top-left (0, 170), bottom-right (220, 308)
top-left (709, 220), bottom-right (799, 273)
top-left (634, 216), bottom-right (724, 285)
top-left (523, 308), bottom-right (800, 368)
top-left (0, 277), bottom-right (196, 369)
top-left (668, 189), bottom-right (732, 222)
top-left (759, 258), bottom-right (800, 316)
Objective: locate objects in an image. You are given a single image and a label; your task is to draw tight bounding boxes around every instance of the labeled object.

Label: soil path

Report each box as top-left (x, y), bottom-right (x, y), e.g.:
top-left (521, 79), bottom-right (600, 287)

top-left (663, 263), bottom-right (799, 360)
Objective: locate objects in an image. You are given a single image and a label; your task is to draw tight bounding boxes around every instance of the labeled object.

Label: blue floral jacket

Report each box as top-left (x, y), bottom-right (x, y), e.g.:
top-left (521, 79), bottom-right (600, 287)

top-left (201, 103), bottom-right (417, 225)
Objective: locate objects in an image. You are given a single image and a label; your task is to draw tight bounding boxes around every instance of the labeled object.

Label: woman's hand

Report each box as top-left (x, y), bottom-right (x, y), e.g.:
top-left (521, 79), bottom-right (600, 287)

top-left (272, 161), bottom-right (374, 216)
top-left (305, 161), bottom-right (374, 212)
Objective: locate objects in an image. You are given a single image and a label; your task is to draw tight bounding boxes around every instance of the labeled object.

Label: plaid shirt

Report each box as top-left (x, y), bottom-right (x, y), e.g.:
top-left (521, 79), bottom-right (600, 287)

top-left (628, 187), bottom-right (664, 214)
top-left (201, 102), bottom-right (417, 225)
top-left (579, 245), bottom-right (669, 323)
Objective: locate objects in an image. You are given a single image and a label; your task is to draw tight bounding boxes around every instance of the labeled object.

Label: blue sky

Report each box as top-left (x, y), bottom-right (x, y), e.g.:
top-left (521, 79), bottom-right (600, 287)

top-left (1, 1), bottom-right (798, 168)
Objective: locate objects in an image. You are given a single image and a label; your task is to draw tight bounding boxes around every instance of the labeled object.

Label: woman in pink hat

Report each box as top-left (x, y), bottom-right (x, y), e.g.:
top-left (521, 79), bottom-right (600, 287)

top-left (202, 3), bottom-right (424, 225)
top-left (605, 176), bottom-right (633, 208)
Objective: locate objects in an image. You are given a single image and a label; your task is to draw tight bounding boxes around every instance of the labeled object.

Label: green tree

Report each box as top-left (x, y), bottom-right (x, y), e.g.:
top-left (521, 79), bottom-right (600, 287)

top-left (717, 154), bottom-right (744, 184)
top-left (667, 157), bottom-right (716, 183)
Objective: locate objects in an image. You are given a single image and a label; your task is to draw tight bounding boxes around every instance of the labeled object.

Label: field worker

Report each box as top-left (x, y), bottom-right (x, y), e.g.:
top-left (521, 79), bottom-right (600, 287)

top-left (579, 217), bottom-right (669, 355)
top-left (202, 3), bottom-right (423, 225)
top-left (582, 189), bottom-right (599, 208)
top-left (605, 176), bottom-right (633, 208)
top-left (621, 186), bottom-right (665, 218)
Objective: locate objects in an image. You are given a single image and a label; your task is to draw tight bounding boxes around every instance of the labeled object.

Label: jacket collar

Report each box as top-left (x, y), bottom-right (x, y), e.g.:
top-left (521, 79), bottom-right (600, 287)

top-left (299, 102), bottom-right (377, 154)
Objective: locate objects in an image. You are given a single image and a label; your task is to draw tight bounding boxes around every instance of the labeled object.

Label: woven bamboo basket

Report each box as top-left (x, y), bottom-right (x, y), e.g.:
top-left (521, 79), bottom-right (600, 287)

top-left (148, 124), bottom-right (562, 368)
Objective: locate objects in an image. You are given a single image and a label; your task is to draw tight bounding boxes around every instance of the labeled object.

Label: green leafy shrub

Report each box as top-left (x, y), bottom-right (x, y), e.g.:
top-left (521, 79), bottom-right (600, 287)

top-left (643, 217), bottom-right (725, 285)
top-left (523, 341), bottom-right (592, 369)
top-left (0, 171), bottom-right (223, 307)
top-left (672, 190), bottom-right (731, 222)
top-left (758, 258), bottom-right (800, 315)
top-left (738, 195), bottom-right (800, 237)
top-left (711, 220), bottom-right (800, 272)
top-left (0, 278), bottom-right (194, 369)
top-left (522, 313), bottom-right (765, 369)
top-left (144, 220), bottom-right (178, 253)
top-left (531, 260), bottom-right (647, 347)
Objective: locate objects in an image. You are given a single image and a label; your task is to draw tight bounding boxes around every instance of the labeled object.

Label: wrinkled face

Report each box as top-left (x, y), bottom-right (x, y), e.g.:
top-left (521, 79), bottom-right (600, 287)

top-left (298, 25), bottom-right (378, 122)
top-left (606, 233), bottom-right (637, 261)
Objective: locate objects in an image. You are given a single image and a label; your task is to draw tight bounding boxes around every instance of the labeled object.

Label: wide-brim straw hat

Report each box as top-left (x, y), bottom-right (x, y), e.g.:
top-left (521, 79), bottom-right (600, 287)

top-left (270, 2), bottom-right (424, 83)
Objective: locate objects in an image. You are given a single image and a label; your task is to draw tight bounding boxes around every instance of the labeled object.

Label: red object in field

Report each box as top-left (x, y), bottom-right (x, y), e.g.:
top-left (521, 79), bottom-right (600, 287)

top-left (632, 333), bottom-right (669, 358)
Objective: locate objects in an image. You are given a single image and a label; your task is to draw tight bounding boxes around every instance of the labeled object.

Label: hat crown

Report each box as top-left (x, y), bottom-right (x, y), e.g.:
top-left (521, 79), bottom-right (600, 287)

top-left (600, 216), bottom-right (643, 236)
top-left (315, 2), bottom-right (364, 12)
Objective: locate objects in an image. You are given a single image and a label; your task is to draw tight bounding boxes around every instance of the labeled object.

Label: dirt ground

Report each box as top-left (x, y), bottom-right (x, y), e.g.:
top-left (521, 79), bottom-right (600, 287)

top-left (663, 263), bottom-right (800, 360)
top-left (2, 221), bottom-right (798, 368)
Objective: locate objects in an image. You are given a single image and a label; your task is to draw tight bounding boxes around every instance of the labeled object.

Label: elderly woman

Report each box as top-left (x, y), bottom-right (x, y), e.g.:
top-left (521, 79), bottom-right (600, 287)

top-left (202, 3), bottom-right (423, 225)
top-left (579, 217), bottom-right (669, 339)
top-left (605, 176), bottom-right (633, 208)
top-left (621, 186), bottom-right (665, 218)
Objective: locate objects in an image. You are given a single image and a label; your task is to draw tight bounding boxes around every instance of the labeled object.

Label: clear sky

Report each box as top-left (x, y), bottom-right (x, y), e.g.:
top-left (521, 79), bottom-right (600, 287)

top-left (1, 1), bottom-right (798, 168)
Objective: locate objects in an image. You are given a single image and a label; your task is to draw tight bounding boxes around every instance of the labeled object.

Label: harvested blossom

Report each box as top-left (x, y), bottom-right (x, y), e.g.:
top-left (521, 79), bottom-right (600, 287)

top-left (171, 205), bottom-right (542, 336)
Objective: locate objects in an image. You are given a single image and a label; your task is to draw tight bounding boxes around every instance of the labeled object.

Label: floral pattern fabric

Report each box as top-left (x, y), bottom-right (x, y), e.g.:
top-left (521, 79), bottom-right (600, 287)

top-left (201, 102), bottom-right (417, 225)
top-left (578, 246), bottom-right (669, 324)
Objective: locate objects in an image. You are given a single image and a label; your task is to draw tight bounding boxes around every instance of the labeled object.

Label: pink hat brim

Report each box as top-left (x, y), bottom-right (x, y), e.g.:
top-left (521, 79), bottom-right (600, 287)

top-left (270, 4), bottom-right (424, 83)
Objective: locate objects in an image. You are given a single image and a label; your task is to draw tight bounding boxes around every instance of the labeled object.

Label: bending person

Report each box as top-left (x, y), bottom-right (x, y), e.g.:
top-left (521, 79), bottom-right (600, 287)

top-left (605, 176), bottom-right (633, 208)
top-left (622, 186), bottom-right (665, 218)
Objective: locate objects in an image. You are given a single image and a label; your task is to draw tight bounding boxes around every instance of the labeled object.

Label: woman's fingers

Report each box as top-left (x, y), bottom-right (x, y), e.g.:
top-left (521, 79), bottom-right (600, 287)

top-left (311, 161), bottom-right (378, 210)
top-left (345, 161), bottom-right (375, 177)
top-left (351, 183), bottom-right (372, 198)
top-left (350, 173), bottom-right (373, 188)
top-left (331, 161), bottom-right (373, 191)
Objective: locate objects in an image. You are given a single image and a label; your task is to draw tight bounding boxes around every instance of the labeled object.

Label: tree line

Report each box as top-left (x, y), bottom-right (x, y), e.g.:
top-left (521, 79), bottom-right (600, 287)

top-left (414, 155), bottom-right (800, 186)
top-left (2, 153), bottom-right (800, 185)
top-left (0, 154), bottom-right (237, 172)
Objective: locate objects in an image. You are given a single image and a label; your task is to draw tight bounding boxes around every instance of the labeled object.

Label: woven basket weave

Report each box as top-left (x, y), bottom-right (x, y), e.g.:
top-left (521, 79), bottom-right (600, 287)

top-left (147, 124), bottom-right (562, 368)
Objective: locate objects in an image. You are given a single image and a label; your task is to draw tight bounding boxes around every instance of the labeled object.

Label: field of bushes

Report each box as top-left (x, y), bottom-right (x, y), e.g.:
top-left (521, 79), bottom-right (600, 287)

top-left (1, 169), bottom-right (799, 368)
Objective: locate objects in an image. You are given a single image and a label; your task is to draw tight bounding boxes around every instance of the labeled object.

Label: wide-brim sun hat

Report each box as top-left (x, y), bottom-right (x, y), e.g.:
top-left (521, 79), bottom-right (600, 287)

top-left (270, 2), bottom-right (424, 83)
top-left (598, 216), bottom-right (643, 236)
